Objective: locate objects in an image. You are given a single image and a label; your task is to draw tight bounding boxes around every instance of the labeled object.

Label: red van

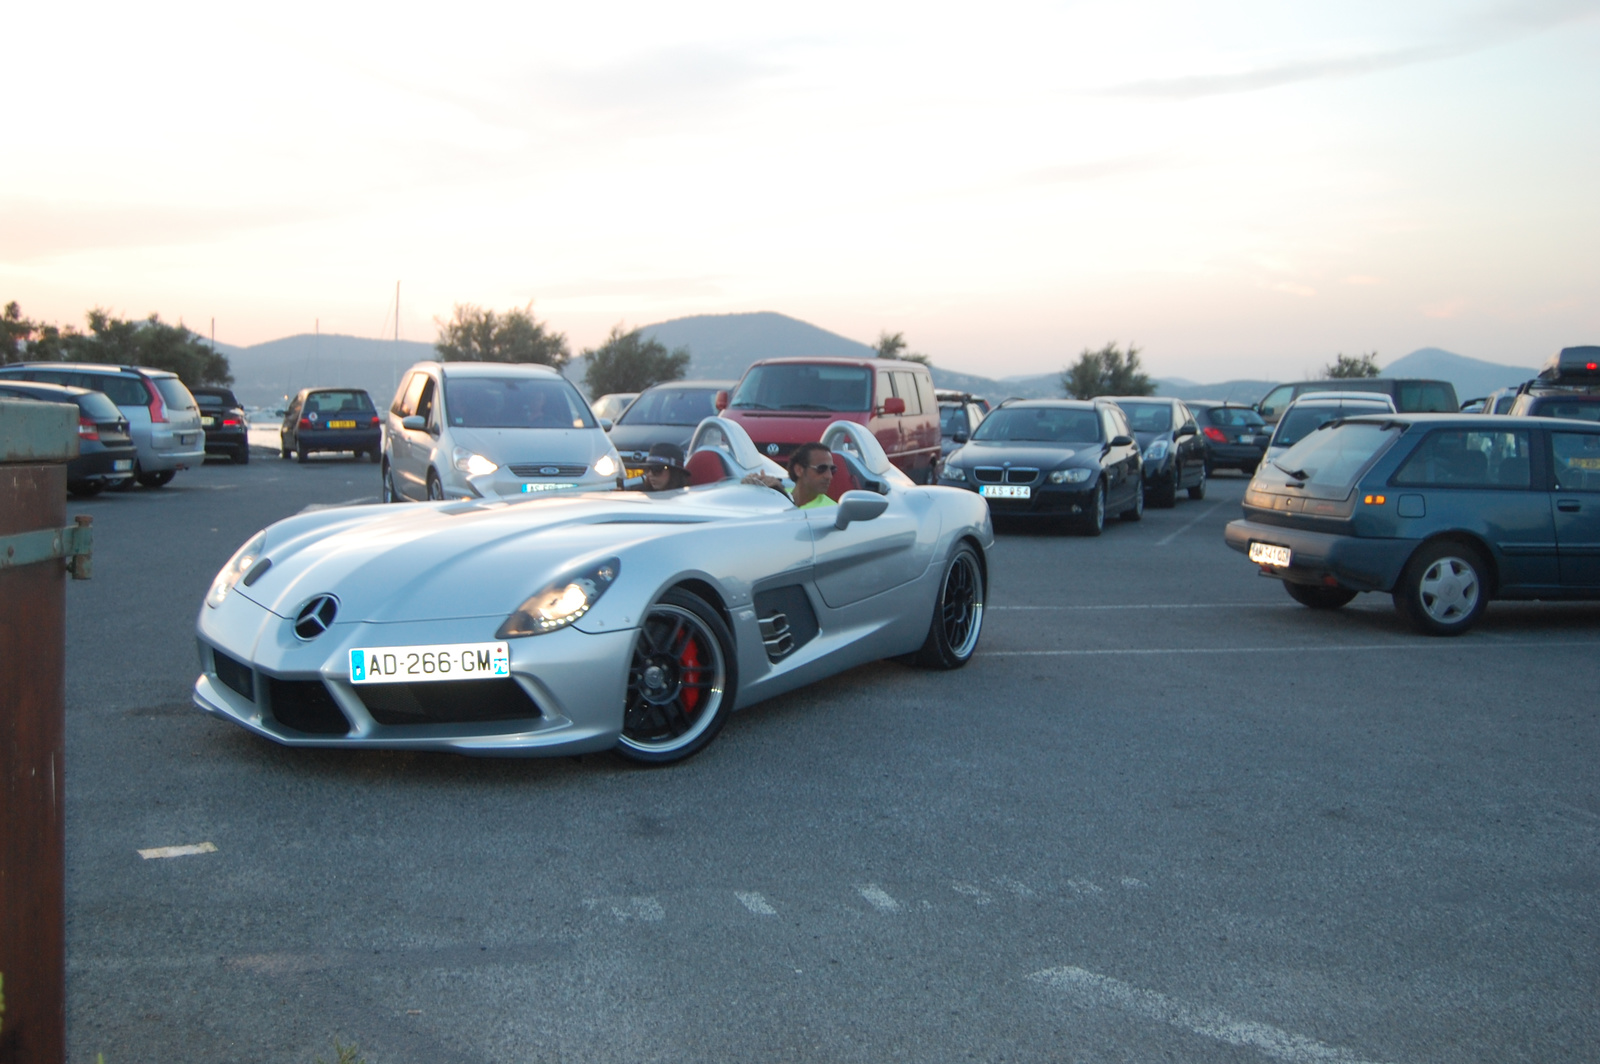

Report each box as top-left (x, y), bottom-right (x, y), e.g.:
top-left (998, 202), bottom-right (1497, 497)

top-left (718, 357), bottom-right (942, 482)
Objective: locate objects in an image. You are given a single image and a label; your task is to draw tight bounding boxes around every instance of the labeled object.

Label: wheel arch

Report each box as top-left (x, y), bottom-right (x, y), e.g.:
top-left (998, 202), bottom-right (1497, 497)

top-left (1404, 530), bottom-right (1500, 597)
top-left (666, 576), bottom-right (734, 631)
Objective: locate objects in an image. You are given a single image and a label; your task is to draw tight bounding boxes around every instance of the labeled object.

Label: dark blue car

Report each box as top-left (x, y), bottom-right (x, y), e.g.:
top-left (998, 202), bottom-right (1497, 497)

top-left (1225, 413), bottom-right (1600, 634)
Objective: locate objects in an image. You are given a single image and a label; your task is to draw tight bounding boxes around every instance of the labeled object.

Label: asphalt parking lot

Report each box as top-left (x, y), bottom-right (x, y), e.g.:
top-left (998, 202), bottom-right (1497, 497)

top-left (59, 451), bottom-right (1599, 1063)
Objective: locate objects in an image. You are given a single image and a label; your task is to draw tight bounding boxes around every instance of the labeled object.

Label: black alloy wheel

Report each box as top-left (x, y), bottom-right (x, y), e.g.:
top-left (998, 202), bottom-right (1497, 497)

top-left (912, 544), bottom-right (985, 669)
top-left (1120, 477), bottom-right (1144, 521)
top-left (1151, 472), bottom-right (1178, 508)
top-left (1284, 581), bottom-right (1357, 610)
top-left (617, 589), bottom-right (736, 764)
top-left (1188, 465), bottom-right (1206, 500)
top-left (1393, 540), bottom-right (1489, 636)
top-left (426, 470), bottom-right (445, 500)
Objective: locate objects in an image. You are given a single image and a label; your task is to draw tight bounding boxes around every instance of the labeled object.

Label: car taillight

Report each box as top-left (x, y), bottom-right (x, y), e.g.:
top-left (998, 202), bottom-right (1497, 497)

top-left (1202, 426), bottom-right (1228, 443)
top-left (370, 416), bottom-right (380, 425)
top-left (299, 417), bottom-right (312, 429)
top-left (144, 377), bottom-right (168, 423)
top-left (78, 416), bottom-right (99, 441)
top-left (223, 418), bottom-right (241, 426)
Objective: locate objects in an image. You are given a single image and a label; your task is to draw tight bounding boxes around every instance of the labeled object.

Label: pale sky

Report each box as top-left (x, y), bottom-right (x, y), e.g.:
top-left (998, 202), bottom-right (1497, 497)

top-left (5, 0), bottom-right (1598, 381)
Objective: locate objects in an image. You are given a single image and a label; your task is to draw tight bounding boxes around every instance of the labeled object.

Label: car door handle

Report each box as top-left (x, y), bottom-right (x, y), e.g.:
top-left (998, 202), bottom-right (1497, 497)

top-left (1558, 499), bottom-right (1580, 512)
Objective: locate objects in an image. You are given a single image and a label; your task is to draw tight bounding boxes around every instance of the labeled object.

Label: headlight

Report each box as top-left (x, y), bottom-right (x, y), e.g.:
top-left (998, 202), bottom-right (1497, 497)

top-left (594, 453), bottom-right (618, 478)
top-left (496, 558), bottom-right (620, 638)
top-left (1144, 439), bottom-right (1169, 462)
top-left (1048, 468), bottom-right (1093, 484)
top-left (942, 465), bottom-right (966, 482)
top-left (206, 530), bottom-right (266, 608)
top-left (452, 447), bottom-right (498, 476)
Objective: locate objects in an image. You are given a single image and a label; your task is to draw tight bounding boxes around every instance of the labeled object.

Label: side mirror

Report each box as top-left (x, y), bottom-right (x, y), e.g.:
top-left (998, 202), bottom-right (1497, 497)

top-left (953, 430), bottom-right (969, 444)
top-left (401, 415), bottom-right (426, 431)
top-left (882, 396), bottom-right (906, 416)
top-left (714, 390), bottom-right (730, 411)
top-left (834, 490), bottom-right (890, 530)
top-left (1110, 435), bottom-right (1134, 448)
top-left (1175, 425), bottom-right (1195, 438)
top-left (600, 418), bottom-right (614, 432)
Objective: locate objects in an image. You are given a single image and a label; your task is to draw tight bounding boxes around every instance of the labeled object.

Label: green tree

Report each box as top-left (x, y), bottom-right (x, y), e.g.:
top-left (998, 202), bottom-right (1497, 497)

top-left (1, 302), bottom-right (33, 364)
top-left (434, 301), bottom-right (570, 368)
top-left (1059, 342), bottom-right (1152, 399)
top-left (581, 325), bottom-right (690, 396)
top-left (873, 329), bottom-right (931, 365)
top-left (1324, 351), bottom-right (1380, 378)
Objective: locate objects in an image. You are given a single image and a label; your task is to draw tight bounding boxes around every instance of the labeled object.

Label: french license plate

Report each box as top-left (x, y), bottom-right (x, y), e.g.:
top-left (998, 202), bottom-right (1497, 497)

top-left (980, 485), bottom-right (1031, 499)
top-left (522, 482), bottom-right (577, 493)
top-left (114, 459), bottom-right (132, 471)
top-left (626, 467), bottom-right (646, 480)
top-left (1570, 457), bottom-right (1600, 470)
top-left (328, 419), bottom-right (357, 429)
top-left (1249, 542), bottom-right (1292, 567)
top-left (350, 641), bottom-right (510, 684)
top-left (201, 416), bottom-right (216, 426)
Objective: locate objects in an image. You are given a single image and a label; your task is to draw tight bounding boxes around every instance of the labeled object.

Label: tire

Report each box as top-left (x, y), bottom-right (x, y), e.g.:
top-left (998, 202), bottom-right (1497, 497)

top-left (233, 445), bottom-right (250, 465)
top-left (912, 544), bottom-right (985, 669)
top-left (1284, 581), bottom-right (1357, 610)
top-left (381, 461), bottom-right (400, 503)
top-left (1120, 477), bottom-right (1144, 521)
top-left (1187, 466), bottom-right (1206, 500)
top-left (296, 444), bottom-right (309, 464)
top-left (426, 470), bottom-right (445, 500)
top-left (1079, 482), bottom-right (1106, 536)
top-left (1393, 541), bottom-right (1489, 636)
top-left (137, 469), bottom-right (174, 488)
top-left (368, 448), bottom-right (381, 464)
top-left (67, 481), bottom-right (105, 498)
top-left (280, 437), bottom-right (291, 460)
top-left (1150, 473), bottom-right (1177, 509)
top-left (114, 463), bottom-right (140, 491)
top-left (616, 589), bottom-right (737, 764)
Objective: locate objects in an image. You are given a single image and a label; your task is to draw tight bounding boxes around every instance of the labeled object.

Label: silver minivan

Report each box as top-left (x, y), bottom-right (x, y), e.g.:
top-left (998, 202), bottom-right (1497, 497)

top-left (0, 362), bottom-right (206, 487)
top-left (381, 361), bottom-right (624, 502)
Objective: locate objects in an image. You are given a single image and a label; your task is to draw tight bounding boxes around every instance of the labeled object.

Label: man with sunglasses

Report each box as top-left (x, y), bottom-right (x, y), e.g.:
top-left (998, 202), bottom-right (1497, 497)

top-left (743, 442), bottom-right (838, 508)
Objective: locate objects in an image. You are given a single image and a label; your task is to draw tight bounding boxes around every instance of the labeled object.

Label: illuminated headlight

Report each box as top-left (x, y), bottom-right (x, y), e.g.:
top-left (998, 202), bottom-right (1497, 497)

top-left (1049, 468), bottom-right (1093, 484)
top-left (496, 558), bottom-right (620, 638)
top-left (594, 453), bottom-right (618, 478)
top-left (206, 530), bottom-right (266, 608)
top-left (453, 447), bottom-right (498, 476)
top-left (1144, 440), bottom-right (1169, 462)
top-left (942, 465), bottom-right (966, 482)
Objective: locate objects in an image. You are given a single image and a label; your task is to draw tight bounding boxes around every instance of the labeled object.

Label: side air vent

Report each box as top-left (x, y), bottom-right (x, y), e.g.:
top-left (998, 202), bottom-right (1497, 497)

top-left (266, 679), bottom-right (351, 735)
top-left (752, 584), bottom-right (819, 663)
top-left (212, 647), bottom-right (255, 703)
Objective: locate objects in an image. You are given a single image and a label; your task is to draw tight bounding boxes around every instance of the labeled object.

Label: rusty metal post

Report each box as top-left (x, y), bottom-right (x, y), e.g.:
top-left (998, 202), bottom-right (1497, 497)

top-left (1, 398), bottom-right (85, 1064)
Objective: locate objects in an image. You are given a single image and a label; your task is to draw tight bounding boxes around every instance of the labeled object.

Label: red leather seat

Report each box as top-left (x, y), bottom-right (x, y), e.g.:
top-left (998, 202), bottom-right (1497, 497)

top-left (685, 450), bottom-right (731, 486)
top-left (826, 451), bottom-right (858, 501)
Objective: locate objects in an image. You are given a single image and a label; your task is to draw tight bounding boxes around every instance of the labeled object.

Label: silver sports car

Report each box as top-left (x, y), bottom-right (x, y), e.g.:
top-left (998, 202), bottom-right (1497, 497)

top-left (193, 418), bottom-right (993, 763)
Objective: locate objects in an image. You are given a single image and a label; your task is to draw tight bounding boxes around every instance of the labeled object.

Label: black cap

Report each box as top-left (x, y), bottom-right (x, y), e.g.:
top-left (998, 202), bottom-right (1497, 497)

top-left (646, 442), bottom-right (686, 470)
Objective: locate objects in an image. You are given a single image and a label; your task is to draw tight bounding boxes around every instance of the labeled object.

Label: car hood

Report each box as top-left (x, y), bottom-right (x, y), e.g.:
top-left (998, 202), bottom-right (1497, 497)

top-left (949, 441), bottom-right (1097, 468)
top-left (606, 423), bottom-right (696, 457)
top-left (231, 491), bottom-right (755, 624)
top-left (449, 427), bottom-right (607, 464)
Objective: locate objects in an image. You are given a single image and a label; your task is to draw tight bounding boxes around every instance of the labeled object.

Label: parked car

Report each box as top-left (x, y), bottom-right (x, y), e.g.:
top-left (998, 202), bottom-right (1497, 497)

top-left (382, 361), bottom-right (624, 502)
top-left (191, 386), bottom-right (250, 464)
top-left (720, 357), bottom-right (942, 483)
top-left (936, 388), bottom-right (991, 416)
top-left (1107, 397), bottom-right (1207, 506)
top-left (940, 399), bottom-right (1143, 535)
top-left (937, 394), bottom-right (987, 465)
top-left (1225, 412), bottom-right (1600, 634)
top-left (0, 380), bottom-right (136, 496)
top-left (1262, 392), bottom-right (1396, 471)
top-left (1505, 345), bottom-right (1600, 422)
top-left (605, 380), bottom-right (736, 477)
top-left (0, 362), bottom-right (205, 487)
top-left (1254, 377), bottom-right (1458, 424)
top-left (281, 388), bottom-right (382, 463)
top-left (590, 392), bottom-right (638, 423)
top-left (1187, 401), bottom-right (1270, 474)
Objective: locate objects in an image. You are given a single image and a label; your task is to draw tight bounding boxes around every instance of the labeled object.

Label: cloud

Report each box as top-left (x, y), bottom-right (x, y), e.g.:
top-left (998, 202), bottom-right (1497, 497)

top-left (1266, 281), bottom-right (1317, 297)
top-left (0, 198), bottom-right (338, 263)
top-left (539, 276), bottom-right (725, 300)
top-left (1422, 297), bottom-right (1468, 318)
top-left (1342, 275), bottom-right (1382, 286)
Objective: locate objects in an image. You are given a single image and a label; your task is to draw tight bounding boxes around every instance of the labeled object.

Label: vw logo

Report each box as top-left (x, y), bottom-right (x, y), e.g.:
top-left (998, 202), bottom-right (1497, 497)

top-left (293, 594), bottom-right (339, 641)
top-left (539, 465), bottom-right (560, 475)
top-left (766, 443), bottom-right (780, 456)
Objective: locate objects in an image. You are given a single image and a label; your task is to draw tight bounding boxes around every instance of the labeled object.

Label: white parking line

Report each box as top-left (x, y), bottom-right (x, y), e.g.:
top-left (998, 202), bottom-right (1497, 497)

top-left (138, 842), bottom-right (217, 860)
top-left (1029, 965), bottom-right (1398, 1064)
top-left (990, 603), bottom-right (1281, 611)
top-left (735, 891), bottom-right (778, 916)
top-left (1154, 501), bottom-right (1226, 546)
top-left (984, 640), bottom-right (1600, 657)
top-left (858, 885), bottom-right (901, 912)
top-left (950, 882), bottom-right (994, 904)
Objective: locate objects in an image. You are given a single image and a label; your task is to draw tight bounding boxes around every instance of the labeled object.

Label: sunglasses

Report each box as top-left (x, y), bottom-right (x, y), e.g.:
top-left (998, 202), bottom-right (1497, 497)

top-left (645, 465), bottom-right (670, 475)
top-left (806, 463), bottom-right (836, 474)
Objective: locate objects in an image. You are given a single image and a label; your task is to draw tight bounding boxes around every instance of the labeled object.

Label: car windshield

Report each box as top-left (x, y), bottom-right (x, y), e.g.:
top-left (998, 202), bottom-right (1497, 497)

top-left (1261, 421), bottom-right (1401, 495)
top-left (972, 407), bottom-right (1101, 443)
top-left (730, 364), bottom-right (872, 412)
top-left (1273, 404), bottom-right (1386, 448)
top-left (939, 405), bottom-right (968, 435)
top-left (618, 387), bottom-right (721, 426)
top-left (444, 377), bottom-right (596, 429)
top-left (305, 390), bottom-right (374, 416)
top-left (1117, 402), bottom-right (1173, 433)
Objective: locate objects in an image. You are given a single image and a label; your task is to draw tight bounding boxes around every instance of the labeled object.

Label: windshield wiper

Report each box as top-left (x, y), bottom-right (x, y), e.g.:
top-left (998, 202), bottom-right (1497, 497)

top-left (730, 401), bottom-right (772, 410)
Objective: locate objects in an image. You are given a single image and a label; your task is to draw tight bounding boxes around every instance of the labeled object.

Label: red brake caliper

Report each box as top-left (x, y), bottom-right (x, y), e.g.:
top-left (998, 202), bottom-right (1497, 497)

top-left (679, 636), bottom-right (702, 713)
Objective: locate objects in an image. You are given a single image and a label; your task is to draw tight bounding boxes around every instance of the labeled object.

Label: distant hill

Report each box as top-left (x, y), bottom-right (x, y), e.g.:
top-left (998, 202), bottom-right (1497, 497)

top-left (222, 334), bottom-right (436, 409)
top-left (1381, 347), bottom-right (1536, 400)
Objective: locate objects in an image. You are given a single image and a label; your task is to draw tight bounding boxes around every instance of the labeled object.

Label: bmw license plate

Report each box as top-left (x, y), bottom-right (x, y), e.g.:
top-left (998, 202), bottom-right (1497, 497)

top-left (980, 485), bottom-right (1030, 499)
top-left (328, 419), bottom-right (357, 429)
top-left (1248, 542), bottom-right (1292, 568)
top-left (350, 641), bottom-right (510, 684)
top-left (114, 460), bottom-right (132, 471)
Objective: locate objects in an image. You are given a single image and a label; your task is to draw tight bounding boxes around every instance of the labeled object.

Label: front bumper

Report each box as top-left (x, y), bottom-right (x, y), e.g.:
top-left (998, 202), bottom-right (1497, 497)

top-left (194, 597), bottom-right (635, 756)
top-left (944, 479), bottom-right (1095, 516)
top-left (1224, 518), bottom-right (1413, 592)
top-left (1206, 443), bottom-right (1266, 470)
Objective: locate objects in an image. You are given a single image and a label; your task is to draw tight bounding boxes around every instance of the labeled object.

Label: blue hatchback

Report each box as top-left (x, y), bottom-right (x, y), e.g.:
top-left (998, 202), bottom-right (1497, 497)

top-left (1225, 413), bottom-right (1600, 634)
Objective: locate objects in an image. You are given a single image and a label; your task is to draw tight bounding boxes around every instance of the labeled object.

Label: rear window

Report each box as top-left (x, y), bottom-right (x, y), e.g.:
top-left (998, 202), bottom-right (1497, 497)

top-left (1203, 406), bottom-right (1265, 428)
top-left (195, 390), bottom-right (240, 410)
top-left (939, 404), bottom-right (968, 435)
top-left (1260, 421), bottom-right (1402, 496)
top-left (1392, 429), bottom-right (1532, 488)
top-left (152, 377), bottom-right (197, 410)
top-left (1397, 382), bottom-right (1457, 412)
top-left (304, 390), bottom-right (375, 416)
top-left (1117, 401), bottom-right (1175, 433)
top-left (973, 407), bottom-right (1101, 443)
top-left (730, 364), bottom-right (872, 413)
top-left (1272, 403), bottom-right (1388, 449)
top-left (617, 387), bottom-right (720, 426)
top-left (78, 391), bottom-right (124, 421)
top-left (1533, 398), bottom-right (1600, 422)
top-left (443, 377), bottom-right (595, 429)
